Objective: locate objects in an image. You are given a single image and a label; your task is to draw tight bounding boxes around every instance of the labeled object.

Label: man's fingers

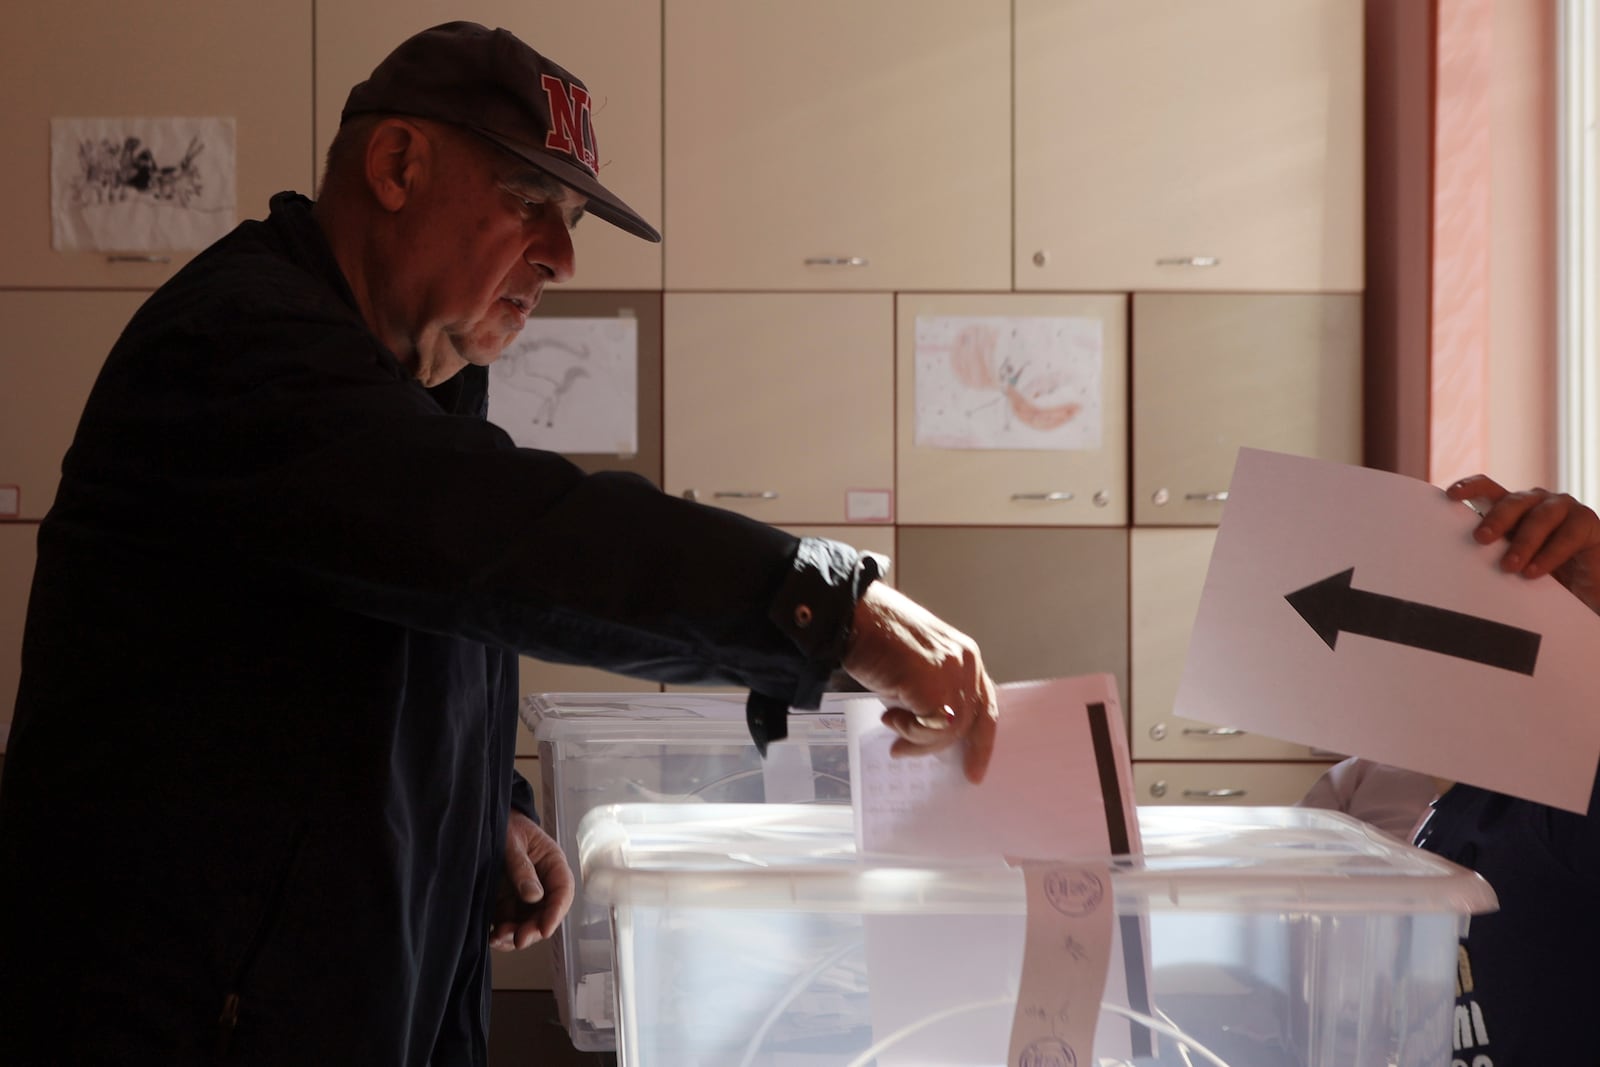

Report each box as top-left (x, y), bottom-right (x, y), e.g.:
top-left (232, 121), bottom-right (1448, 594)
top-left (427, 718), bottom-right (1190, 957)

top-left (1516, 497), bottom-right (1600, 578)
top-left (881, 707), bottom-right (962, 750)
top-left (1445, 474), bottom-right (1507, 508)
top-left (1500, 496), bottom-right (1570, 573)
top-left (880, 684), bottom-right (999, 784)
top-left (960, 702), bottom-right (998, 785)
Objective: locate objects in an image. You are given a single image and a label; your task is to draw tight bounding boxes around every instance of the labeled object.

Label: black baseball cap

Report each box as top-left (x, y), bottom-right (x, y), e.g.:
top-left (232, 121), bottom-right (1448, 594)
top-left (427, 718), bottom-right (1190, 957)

top-left (341, 21), bottom-right (661, 243)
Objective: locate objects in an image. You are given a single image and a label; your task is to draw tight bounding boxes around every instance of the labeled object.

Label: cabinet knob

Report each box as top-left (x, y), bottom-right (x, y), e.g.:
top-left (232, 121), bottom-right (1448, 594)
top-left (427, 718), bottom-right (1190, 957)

top-left (1032, 250), bottom-right (1048, 267)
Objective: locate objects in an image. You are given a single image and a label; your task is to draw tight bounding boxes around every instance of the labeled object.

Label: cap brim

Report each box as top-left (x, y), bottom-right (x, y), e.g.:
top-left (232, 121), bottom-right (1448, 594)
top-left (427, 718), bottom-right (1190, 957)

top-left (472, 126), bottom-right (661, 243)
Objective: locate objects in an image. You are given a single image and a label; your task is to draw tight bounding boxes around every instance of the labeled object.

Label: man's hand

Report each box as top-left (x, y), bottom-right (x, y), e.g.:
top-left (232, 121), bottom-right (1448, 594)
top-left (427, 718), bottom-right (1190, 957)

top-left (1447, 474), bottom-right (1600, 616)
top-left (841, 582), bottom-right (999, 784)
top-left (490, 810), bottom-right (575, 951)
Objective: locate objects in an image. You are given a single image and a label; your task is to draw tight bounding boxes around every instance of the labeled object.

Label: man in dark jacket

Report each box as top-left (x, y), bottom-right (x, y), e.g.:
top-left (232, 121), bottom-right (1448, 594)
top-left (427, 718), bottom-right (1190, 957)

top-left (1418, 473), bottom-right (1600, 1066)
top-left (0, 23), bottom-right (997, 1065)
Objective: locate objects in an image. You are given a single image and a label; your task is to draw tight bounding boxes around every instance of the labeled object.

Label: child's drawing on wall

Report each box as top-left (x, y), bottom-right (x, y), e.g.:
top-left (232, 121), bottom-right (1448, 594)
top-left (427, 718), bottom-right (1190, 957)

top-left (915, 315), bottom-right (1103, 450)
top-left (51, 116), bottom-right (236, 253)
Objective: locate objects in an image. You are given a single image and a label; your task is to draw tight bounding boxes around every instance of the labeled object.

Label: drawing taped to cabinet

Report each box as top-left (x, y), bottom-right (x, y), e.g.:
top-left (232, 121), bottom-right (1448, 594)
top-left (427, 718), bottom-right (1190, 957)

top-left (487, 315), bottom-right (638, 455)
top-left (50, 116), bottom-right (236, 253)
top-left (913, 315), bottom-right (1102, 451)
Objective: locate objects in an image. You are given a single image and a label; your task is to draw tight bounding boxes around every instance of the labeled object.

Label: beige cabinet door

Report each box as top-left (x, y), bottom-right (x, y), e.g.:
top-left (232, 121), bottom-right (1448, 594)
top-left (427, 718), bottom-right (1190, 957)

top-left (1131, 529), bottom-right (1332, 761)
top-left (1132, 294), bottom-right (1362, 526)
top-left (1015, 0), bottom-right (1363, 293)
top-left (315, 1), bottom-right (662, 290)
top-left (664, 294), bottom-right (893, 525)
top-left (500, 292), bottom-right (665, 488)
top-left (1134, 761), bottom-right (1336, 807)
top-left (0, 1), bottom-right (313, 288)
top-left (1, 523), bottom-right (37, 727)
top-left (896, 293), bottom-right (1128, 525)
top-left (894, 527), bottom-right (1128, 697)
top-left (0, 291), bottom-right (150, 519)
top-left (664, 0), bottom-right (1010, 291)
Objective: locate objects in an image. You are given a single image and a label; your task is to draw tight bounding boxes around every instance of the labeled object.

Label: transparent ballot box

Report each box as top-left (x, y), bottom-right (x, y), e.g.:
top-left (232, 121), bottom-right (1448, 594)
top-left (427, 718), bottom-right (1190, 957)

top-left (522, 691), bottom-right (860, 1050)
top-left (579, 804), bottom-right (1497, 1067)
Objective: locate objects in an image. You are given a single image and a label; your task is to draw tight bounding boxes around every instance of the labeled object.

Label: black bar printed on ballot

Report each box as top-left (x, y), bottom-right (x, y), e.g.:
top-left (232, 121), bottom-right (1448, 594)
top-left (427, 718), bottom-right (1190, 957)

top-left (1088, 701), bottom-right (1153, 1059)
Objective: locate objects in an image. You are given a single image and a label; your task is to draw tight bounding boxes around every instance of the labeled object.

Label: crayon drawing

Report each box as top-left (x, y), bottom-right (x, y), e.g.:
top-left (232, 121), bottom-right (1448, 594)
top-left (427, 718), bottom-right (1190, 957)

top-left (914, 315), bottom-right (1103, 451)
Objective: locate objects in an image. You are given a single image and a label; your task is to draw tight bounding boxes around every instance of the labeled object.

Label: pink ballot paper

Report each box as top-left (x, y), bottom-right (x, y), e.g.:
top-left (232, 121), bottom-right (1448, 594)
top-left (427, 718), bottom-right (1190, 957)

top-left (1177, 448), bottom-right (1600, 814)
top-left (846, 674), bottom-right (1149, 1066)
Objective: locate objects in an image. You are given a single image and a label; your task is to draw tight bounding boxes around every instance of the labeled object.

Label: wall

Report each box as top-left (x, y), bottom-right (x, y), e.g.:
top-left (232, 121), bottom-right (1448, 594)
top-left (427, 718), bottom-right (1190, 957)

top-left (1365, 0), bottom-right (1558, 488)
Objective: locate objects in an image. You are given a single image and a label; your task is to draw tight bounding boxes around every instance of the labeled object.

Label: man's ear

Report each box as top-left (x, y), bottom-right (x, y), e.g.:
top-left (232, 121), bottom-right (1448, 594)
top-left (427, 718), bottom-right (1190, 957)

top-left (364, 119), bottom-right (429, 213)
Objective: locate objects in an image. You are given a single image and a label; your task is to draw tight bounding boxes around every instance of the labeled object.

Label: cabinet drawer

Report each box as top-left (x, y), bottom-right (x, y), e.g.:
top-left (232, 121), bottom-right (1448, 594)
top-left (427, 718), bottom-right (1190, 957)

top-left (664, 0), bottom-right (1010, 290)
top-left (0, 291), bottom-right (150, 519)
top-left (1015, 0), bottom-right (1362, 292)
top-left (664, 294), bottom-right (893, 525)
top-left (896, 293), bottom-right (1128, 526)
top-left (895, 527), bottom-right (1127, 694)
top-left (0, 523), bottom-right (38, 725)
top-left (1130, 528), bottom-right (1330, 760)
top-left (0, 1), bottom-right (313, 287)
top-left (1132, 294), bottom-right (1362, 526)
top-left (1134, 761), bottom-right (1336, 807)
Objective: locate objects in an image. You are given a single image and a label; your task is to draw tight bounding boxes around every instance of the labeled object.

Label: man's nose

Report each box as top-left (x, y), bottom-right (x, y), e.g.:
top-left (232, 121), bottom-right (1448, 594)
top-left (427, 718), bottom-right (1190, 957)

top-left (525, 220), bottom-right (576, 284)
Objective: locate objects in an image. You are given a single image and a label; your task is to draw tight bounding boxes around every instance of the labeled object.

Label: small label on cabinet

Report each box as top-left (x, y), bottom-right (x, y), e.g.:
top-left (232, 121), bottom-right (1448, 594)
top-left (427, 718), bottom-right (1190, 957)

top-left (846, 489), bottom-right (893, 523)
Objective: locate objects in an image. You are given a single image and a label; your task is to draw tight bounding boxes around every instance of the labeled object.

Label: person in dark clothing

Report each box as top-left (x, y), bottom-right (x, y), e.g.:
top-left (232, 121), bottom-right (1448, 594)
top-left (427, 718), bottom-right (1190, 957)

top-left (1416, 473), bottom-right (1600, 1066)
top-left (0, 22), bottom-right (998, 1066)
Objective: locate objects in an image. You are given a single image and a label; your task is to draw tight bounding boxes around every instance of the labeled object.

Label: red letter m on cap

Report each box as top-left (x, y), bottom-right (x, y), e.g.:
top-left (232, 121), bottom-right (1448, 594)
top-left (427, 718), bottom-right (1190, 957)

top-left (541, 75), bottom-right (598, 173)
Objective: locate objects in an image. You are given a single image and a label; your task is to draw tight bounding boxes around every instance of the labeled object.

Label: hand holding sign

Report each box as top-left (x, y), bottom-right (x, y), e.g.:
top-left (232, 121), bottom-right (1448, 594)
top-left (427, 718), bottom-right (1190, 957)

top-left (1176, 450), bottom-right (1600, 814)
top-left (1447, 474), bottom-right (1600, 614)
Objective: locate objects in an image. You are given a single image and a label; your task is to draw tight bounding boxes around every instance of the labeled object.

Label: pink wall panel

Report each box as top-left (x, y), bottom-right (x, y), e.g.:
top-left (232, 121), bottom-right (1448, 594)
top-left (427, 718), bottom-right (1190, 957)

top-left (1429, 0), bottom-right (1494, 487)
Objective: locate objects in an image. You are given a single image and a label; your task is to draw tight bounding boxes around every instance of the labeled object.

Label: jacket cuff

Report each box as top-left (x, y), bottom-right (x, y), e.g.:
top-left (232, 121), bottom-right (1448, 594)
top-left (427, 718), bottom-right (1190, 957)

top-left (749, 538), bottom-right (889, 753)
top-left (510, 767), bottom-right (540, 826)
top-left (768, 538), bottom-right (888, 665)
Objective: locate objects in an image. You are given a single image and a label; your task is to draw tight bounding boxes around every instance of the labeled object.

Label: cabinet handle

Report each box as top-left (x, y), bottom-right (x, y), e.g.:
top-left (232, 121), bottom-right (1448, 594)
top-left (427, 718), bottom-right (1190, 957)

top-left (712, 490), bottom-right (780, 500)
top-left (803, 256), bottom-right (869, 267)
top-left (1010, 491), bottom-right (1074, 502)
top-left (1182, 788), bottom-right (1247, 799)
top-left (1155, 256), bottom-right (1220, 268)
top-left (106, 254), bottom-right (172, 264)
top-left (1184, 491), bottom-right (1229, 503)
top-left (1181, 726), bottom-right (1245, 738)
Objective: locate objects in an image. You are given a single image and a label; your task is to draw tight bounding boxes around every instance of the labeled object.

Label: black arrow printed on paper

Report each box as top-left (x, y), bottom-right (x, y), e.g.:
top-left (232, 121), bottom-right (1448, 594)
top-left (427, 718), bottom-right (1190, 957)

top-left (1285, 567), bottom-right (1542, 676)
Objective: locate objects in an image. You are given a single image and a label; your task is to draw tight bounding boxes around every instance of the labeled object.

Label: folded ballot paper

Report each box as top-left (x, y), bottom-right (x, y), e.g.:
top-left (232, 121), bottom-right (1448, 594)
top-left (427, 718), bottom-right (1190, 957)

top-left (845, 675), bottom-right (1148, 1066)
top-left (1176, 448), bottom-right (1600, 815)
